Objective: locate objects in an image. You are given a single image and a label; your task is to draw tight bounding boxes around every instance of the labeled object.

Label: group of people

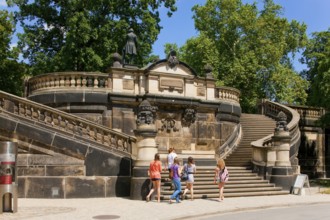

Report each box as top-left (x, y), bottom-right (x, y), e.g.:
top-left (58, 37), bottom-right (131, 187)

top-left (146, 148), bottom-right (229, 203)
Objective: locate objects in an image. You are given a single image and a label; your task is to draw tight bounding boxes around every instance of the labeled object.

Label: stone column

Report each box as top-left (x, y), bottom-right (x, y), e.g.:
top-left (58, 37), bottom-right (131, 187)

top-left (269, 111), bottom-right (294, 191)
top-left (130, 100), bottom-right (158, 200)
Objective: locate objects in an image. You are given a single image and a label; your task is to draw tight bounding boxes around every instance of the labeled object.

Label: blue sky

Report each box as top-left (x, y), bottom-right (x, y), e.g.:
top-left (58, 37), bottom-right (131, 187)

top-left (152, 0), bottom-right (330, 71)
top-left (2, 0), bottom-right (330, 71)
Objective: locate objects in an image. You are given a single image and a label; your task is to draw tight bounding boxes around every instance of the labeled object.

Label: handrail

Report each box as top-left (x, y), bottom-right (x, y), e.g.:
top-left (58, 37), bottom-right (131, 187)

top-left (252, 99), bottom-right (301, 165)
top-left (216, 124), bottom-right (242, 159)
top-left (0, 90), bottom-right (136, 154)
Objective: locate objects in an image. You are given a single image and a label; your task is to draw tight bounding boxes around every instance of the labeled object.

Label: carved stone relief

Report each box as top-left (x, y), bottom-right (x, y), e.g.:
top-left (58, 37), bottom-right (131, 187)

top-left (123, 79), bottom-right (134, 90)
top-left (182, 108), bottom-right (196, 127)
top-left (275, 111), bottom-right (288, 132)
top-left (136, 100), bottom-right (158, 126)
top-left (159, 113), bottom-right (179, 132)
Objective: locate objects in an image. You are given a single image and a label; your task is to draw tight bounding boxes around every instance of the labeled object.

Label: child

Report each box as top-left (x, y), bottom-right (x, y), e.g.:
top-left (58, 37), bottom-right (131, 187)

top-left (214, 159), bottom-right (229, 201)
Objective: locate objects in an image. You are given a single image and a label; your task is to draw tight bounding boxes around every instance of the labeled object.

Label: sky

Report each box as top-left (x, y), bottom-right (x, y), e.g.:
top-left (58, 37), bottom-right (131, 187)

top-left (152, 0), bottom-right (330, 71)
top-left (2, 0), bottom-right (330, 71)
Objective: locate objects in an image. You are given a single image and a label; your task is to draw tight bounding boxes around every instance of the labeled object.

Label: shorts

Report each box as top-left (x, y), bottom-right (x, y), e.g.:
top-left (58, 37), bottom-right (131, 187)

top-left (151, 178), bottom-right (161, 181)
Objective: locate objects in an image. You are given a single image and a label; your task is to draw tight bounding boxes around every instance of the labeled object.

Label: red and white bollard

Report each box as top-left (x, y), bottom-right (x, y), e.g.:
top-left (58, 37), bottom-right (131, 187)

top-left (0, 141), bottom-right (17, 214)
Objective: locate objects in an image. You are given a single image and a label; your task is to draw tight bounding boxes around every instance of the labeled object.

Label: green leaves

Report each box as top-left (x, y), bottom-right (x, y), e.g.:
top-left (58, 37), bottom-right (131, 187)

top-left (0, 9), bottom-right (27, 96)
top-left (9, 0), bottom-right (177, 73)
top-left (302, 30), bottom-right (330, 126)
top-left (183, 0), bottom-right (308, 112)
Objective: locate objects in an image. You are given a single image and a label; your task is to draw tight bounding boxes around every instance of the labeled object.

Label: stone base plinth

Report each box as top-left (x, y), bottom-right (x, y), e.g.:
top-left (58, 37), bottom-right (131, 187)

top-left (269, 167), bottom-right (294, 191)
top-left (130, 166), bottom-right (150, 200)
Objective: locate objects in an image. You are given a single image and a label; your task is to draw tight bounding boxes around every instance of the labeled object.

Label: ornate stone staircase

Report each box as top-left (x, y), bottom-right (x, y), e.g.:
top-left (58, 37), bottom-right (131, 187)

top-left (225, 113), bottom-right (276, 167)
top-left (159, 113), bottom-right (290, 200)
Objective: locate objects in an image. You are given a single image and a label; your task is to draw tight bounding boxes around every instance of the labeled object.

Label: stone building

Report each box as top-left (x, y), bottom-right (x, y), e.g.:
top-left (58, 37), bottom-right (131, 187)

top-left (0, 52), bottom-right (328, 199)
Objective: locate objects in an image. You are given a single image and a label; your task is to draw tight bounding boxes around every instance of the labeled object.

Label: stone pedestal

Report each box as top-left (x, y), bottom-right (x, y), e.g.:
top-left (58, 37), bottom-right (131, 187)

top-left (269, 128), bottom-right (294, 190)
top-left (130, 125), bottom-right (157, 200)
top-left (130, 100), bottom-right (158, 200)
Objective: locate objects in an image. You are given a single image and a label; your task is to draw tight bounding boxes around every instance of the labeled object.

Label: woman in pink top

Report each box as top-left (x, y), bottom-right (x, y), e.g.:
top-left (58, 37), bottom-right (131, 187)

top-left (146, 153), bottom-right (162, 202)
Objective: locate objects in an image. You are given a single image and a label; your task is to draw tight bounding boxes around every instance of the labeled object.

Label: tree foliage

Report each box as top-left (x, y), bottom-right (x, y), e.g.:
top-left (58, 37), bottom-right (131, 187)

top-left (180, 0), bottom-right (308, 112)
top-left (301, 30), bottom-right (330, 126)
top-left (0, 9), bottom-right (27, 96)
top-left (8, 0), bottom-right (177, 74)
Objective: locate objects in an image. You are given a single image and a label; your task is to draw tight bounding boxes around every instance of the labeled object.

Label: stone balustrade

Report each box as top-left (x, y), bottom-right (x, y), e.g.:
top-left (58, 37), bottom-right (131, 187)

top-left (26, 72), bottom-right (110, 95)
top-left (288, 105), bottom-right (325, 119)
top-left (25, 72), bottom-right (241, 104)
top-left (216, 86), bottom-right (240, 103)
top-left (0, 91), bottom-right (135, 153)
top-left (252, 100), bottom-right (301, 172)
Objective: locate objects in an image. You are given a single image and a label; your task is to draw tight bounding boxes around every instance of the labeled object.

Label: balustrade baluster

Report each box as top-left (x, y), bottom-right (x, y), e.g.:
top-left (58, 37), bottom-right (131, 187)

top-left (48, 77), bottom-right (54, 88)
top-left (94, 78), bottom-right (99, 88)
top-left (71, 76), bottom-right (76, 88)
top-left (65, 77), bottom-right (70, 87)
top-left (60, 78), bottom-right (65, 87)
top-left (45, 78), bottom-right (50, 88)
top-left (76, 77), bottom-right (81, 88)
top-left (55, 77), bottom-right (59, 87)
top-left (82, 77), bottom-right (87, 87)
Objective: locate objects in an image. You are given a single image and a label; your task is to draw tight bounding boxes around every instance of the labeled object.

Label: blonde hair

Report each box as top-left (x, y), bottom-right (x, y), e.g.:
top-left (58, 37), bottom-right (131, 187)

top-left (174, 157), bottom-right (180, 165)
top-left (217, 159), bottom-right (225, 169)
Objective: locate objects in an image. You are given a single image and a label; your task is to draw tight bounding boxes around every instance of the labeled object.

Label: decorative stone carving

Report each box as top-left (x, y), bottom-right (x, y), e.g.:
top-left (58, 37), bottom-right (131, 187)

top-left (167, 49), bottom-right (179, 69)
top-left (123, 79), bottom-right (134, 90)
top-left (160, 113), bottom-right (179, 132)
top-left (111, 52), bottom-right (123, 68)
top-left (204, 64), bottom-right (214, 79)
top-left (197, 87), bottom-right (205, 96)
top-left (182, 108), bottom-right (196, 127)
top-left (136, 100), bottom-right (158, 125)
top-left (275, 111), bottom-right (288, 132)
top-left (159, 78), bottom-right (183, 92)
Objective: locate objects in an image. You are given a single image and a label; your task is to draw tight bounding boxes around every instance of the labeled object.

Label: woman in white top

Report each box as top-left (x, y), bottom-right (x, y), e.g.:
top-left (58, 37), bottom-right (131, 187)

top-left (182, 156), bottom-right (196, 200)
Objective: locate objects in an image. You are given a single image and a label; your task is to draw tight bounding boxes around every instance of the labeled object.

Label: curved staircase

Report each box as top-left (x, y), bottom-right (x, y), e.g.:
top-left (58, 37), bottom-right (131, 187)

top-left (159, 113), bottom-right (290, 200)
top-left (225, 113), bottom-right (276, 167)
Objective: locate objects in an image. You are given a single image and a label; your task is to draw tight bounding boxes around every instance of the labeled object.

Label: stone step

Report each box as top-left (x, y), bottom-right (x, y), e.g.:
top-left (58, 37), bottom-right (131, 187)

top-left (161, 190), bottom-right (289, 200)
top-left (162, 187), bottom-right (284, 195)
top-left (162, 182), bottom-right (276, 190)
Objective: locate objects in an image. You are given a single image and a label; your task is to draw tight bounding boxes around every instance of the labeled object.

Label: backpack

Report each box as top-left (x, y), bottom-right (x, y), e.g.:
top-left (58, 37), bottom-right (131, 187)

top-left (181, 164), bottom-right (188, 181)
top-left (219, 167), bottom-right (229, 182)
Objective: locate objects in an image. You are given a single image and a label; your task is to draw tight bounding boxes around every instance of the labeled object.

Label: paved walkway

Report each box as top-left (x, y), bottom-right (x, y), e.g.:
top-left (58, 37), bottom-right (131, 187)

top-left (2, 187), bottom-right (330, 220)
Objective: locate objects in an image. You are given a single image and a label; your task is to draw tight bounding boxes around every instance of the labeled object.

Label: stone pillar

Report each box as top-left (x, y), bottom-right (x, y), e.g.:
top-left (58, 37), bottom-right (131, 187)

top-left (269, 111), bottom-right (294, 191)
top-left (130, 100), bottom-right (158, 200)
top-left (316, 129), bottom-right (326, 178)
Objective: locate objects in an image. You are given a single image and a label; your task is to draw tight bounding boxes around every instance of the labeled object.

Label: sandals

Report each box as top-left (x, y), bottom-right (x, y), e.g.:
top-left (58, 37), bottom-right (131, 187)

top-left (146, 196), bottom-right (150, 202)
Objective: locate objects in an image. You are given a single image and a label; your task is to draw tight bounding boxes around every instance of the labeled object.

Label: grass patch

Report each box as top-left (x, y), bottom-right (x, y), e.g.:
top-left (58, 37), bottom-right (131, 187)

top-left (311, 179), bottom-right (330, 187)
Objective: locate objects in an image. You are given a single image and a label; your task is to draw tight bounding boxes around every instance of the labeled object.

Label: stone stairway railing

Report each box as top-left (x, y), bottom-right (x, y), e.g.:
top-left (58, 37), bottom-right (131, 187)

top-left (252, 99), bottom-right (301, 172)
top-left (0, 90), bottom-right (136, 153)
top-left (216, 124), bottom-right (242, 159)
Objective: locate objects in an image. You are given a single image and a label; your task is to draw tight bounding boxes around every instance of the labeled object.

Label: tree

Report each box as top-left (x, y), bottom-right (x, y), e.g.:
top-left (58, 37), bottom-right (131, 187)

top-left (8, 0), bottom-right (177, 74)
top-left (0, 9), bottom-right (27, 96)
top-left (180, 33), bottom-right (220, 78)
top-left (301, 30), bottom-right (330, 126)
top-left (184, 0), bottom-right (308, 112)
